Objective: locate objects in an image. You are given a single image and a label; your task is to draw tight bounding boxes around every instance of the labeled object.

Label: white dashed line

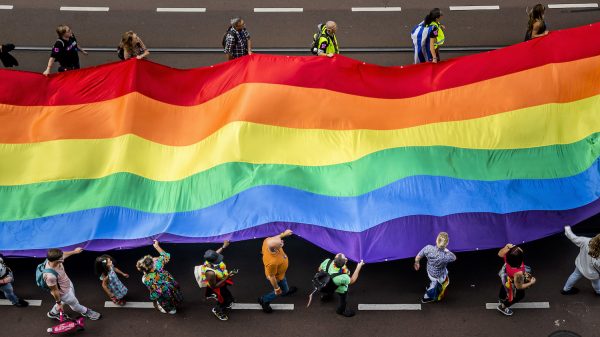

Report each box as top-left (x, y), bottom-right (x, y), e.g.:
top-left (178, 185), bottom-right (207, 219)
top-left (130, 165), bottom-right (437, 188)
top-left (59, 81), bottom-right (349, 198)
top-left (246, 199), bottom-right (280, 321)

top-left (0, 299), bottom-right (42, 306)
top-left (0, 4), bottom-right (13, 9)
top-left (358, 304), bottom-right (421, 310)
top-left (253, 8), bottom-right (303, 13)
top-left (548, 3), bottom-right (598, 8)
top-left (485, 302), bottom-right (550, 309)
top-left (231, 303), bottom-right (294, 310)
top-left (449, 5), bottom-right (500, 10)
top-left (351, 7), bottom-right (402, 12)
top-left (104, 301), bottom-right (154, 308)
top-left (156, 7), bottom-right (207, 12)
top-left (59, 6), bottom-right (109, 12)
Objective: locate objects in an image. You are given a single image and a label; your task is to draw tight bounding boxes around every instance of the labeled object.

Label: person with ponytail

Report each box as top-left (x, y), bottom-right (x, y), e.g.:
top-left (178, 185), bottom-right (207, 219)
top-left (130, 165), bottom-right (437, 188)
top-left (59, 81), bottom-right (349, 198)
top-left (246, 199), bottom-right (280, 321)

top-left (411, 8), bottom-right (444, 64)
top-left (94, 255), bottom-right (129, 306)
top-left (525, 4), bottom-right (549, 41)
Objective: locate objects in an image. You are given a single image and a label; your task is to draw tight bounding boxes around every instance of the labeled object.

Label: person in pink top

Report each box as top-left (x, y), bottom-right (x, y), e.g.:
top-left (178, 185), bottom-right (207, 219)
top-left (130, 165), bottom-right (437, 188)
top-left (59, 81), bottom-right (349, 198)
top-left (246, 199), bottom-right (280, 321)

top-left (43, 248), bottom-right (102, 321)
top-left (496, 244), bottom-right (537, 316)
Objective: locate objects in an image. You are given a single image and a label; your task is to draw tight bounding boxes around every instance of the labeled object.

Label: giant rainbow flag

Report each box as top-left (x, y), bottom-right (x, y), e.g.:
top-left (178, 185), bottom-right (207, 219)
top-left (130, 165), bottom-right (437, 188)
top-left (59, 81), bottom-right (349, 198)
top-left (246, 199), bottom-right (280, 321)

top-left (1, 23), bottom-right (599, 261)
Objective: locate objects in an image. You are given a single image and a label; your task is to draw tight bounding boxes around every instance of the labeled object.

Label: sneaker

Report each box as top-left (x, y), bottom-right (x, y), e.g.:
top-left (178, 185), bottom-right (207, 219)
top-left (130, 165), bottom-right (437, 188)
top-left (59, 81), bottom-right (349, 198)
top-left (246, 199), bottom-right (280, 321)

top-left (336, 308), bottom-right (356, 317)
top-left (421, 297), bottom-right (436, 304)
top-left (257, 297), bottom-right (273, 313)
top-left (156, 303), bottom-right (167, 313)
top-left (47, 311), bottom-right (70, 321)
top-left (168, 309), bottom-right (177, 315)
top-left (14, 299), bottom-right (29, 307)
top-left (282, 286), bottom-right (298, 297)
top-left (205, 294), bottom-right (218, 302)
top-left (496, 304), bottom-right (513, 316)
top-left (561, 287), bottom-right (580, 295)
top-left (83, 309), bottom-right (102, 320)
top-left (212, 307), bottom-right (229, 321)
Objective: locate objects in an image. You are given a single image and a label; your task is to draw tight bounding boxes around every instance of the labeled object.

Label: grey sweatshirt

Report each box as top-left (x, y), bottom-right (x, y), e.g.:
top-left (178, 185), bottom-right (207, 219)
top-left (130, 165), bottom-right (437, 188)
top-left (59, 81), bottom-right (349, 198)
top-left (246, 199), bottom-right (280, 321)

top-left (565, 226), bottom-right (600, 280)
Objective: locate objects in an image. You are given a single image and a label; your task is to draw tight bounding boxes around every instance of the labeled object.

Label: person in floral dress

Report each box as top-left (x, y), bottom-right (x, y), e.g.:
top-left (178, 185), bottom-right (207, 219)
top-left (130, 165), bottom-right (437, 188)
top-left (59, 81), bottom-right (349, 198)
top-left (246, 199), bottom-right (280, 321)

top-left (136, 240), bottom-right (183, 314)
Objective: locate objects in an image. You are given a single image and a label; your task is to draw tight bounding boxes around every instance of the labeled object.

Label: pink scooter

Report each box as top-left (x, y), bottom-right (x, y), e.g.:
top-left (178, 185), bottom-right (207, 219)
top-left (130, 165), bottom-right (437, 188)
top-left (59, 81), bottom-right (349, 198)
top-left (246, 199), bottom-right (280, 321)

top-left (47, 311), bottom-right (85, 334)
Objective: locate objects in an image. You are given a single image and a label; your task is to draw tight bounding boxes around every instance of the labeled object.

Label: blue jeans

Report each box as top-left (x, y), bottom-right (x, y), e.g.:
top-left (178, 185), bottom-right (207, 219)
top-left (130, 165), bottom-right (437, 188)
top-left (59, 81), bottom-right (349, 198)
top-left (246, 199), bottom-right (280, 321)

top-left (0, 282), bottom-right (19, 304)
top-left (261, 277), bottom-right (289, 303)
top-left (563, 267), bottom-right (600, 294)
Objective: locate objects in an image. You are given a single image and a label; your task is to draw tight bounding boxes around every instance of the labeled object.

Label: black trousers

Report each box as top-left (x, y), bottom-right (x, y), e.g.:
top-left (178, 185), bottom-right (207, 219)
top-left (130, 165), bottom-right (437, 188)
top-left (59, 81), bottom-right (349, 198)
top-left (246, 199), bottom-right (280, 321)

top-left (206, 285), bottom-right (234, 313)
top-left (323, 288), bottom-right (348, 314)
top-left (498, 285), bottom-right (525, 308)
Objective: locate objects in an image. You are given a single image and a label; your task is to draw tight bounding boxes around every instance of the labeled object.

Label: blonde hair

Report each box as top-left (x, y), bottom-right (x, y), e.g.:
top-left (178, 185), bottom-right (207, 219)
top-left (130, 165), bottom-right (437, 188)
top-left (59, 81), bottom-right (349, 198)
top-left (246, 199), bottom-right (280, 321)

top-left (119, 31), bottom-right (143, 55)
top-left (589, 234), bottom-right (600, 259)
top-left (436, 232), bottom-right (449, 249)
top-left (56, 25), bottom-right (70, 38)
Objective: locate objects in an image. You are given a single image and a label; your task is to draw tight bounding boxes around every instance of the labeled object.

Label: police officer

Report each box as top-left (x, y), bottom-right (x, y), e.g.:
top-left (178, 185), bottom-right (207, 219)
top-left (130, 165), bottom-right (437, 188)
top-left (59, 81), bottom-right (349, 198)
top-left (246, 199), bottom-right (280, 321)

top-left (316, 21), bottom-right (339, 57)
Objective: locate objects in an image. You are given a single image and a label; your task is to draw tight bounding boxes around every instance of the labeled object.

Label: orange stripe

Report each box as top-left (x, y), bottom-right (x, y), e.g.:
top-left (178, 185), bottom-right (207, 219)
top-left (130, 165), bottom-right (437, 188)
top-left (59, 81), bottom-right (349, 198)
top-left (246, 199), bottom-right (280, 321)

top-left (1, 55), bottom-right (599, 146)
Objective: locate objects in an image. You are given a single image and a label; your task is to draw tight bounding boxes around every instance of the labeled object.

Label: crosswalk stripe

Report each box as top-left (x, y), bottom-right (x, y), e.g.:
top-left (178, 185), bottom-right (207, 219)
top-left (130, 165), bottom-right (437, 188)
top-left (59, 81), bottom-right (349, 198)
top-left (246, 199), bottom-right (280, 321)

top-left (485, 302), bottom-right (550, 309)
top-left (358, 304), bottom-right (421, 310)
top-left (0, 299), bottom-right (42, 306)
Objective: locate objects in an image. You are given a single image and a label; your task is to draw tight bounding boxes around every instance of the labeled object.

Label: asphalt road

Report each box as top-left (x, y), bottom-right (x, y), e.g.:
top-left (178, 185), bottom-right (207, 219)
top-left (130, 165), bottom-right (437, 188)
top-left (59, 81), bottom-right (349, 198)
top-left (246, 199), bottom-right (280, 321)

top-left (0, 1), bottom-right (599, 71)
top-left (1, 220), bottom-right (599, 337)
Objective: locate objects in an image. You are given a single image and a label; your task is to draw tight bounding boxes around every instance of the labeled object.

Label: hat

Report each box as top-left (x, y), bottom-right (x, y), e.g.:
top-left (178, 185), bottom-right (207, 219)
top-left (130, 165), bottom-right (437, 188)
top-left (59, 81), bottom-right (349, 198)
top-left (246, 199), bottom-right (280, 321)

top-left (204, 250), bottom-right (224, 264)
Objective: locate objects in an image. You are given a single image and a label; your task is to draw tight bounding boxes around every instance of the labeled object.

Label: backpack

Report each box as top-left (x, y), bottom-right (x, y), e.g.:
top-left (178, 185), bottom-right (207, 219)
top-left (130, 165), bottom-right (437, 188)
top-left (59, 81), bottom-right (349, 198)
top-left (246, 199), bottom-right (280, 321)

top-left (222, 28), bottom-right (238, 49)
top-left (307, 259), bottom-right (345, 307)
top-left (35, 260), bottom-right (59, 292)
top-left (117, 47), bottom-right (125, 60)
top-left (310, 23), bottom-right (325, 55)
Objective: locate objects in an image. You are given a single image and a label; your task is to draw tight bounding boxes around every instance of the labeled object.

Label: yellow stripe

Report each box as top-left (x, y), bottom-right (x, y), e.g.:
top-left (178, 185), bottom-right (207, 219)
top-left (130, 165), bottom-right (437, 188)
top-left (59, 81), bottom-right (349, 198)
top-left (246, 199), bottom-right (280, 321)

top-left (1, 95), bottom-right (599, 185)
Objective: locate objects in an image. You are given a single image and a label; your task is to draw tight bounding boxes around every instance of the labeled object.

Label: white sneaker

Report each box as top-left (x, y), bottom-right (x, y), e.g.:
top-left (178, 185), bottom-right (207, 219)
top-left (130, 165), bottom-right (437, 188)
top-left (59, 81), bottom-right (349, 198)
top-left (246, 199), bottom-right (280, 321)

top-left (156, 303), bottom-right (167, 314)
top-left (168, 309), bottom-right (177, 315)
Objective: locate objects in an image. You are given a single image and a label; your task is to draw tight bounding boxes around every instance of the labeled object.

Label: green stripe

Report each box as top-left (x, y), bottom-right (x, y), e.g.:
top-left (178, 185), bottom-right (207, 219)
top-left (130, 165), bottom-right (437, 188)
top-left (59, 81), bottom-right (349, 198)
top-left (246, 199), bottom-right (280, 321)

top-left (2, 133), bottom-right (599, 221)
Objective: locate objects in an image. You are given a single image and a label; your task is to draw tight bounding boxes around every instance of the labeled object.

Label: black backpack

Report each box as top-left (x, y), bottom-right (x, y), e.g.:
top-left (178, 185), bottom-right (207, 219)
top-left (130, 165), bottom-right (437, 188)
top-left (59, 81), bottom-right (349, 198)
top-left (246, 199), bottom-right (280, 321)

top-left (307, 259), bottom-right (345, 307)
top-left (222, 28), bottom-right (238, 49)
top-left (310, 23), bottom-right (325, 55)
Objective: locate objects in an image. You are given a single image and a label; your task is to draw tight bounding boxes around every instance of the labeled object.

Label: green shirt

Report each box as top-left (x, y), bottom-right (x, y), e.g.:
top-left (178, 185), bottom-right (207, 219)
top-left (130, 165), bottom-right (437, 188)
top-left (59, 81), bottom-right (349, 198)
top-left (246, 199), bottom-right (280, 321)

top-left (319, 259), bottom-right (351, 293)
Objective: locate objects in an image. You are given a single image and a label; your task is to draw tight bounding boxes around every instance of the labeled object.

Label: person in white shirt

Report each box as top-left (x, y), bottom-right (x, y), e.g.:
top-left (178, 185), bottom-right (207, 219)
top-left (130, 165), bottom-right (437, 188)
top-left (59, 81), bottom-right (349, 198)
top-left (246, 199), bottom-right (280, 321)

top-left (561, 226), bottom-right (600, 296)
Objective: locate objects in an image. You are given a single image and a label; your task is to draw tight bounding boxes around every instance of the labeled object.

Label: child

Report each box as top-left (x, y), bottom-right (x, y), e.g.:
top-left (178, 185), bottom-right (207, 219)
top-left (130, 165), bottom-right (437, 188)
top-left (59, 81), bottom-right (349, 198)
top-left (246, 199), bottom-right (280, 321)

top-left (94, 255), bottom-right (129, 305)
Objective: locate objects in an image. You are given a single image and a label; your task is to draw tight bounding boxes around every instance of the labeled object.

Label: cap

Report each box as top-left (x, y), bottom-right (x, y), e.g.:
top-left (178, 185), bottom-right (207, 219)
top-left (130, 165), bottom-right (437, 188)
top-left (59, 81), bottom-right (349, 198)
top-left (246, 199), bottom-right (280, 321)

top-left (204, 250), bottom-right (224, 264)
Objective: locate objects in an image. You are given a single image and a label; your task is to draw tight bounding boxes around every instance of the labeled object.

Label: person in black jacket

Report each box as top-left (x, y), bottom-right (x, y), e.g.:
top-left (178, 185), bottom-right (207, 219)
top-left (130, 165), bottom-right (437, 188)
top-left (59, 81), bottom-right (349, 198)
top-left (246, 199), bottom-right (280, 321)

top-left (43, 25), bottom-right (88, 75)
top-left (0, 43), bottom-right (18, 67)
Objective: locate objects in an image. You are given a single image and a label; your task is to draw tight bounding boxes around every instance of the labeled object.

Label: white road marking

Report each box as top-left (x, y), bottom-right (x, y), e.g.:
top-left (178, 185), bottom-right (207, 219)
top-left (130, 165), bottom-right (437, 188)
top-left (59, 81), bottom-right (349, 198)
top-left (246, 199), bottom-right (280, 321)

top-left (0, 5), bottom-right (13, 9)
top-left (449, 5), bottom-right (500, 10)
top-left (156, 7), bottom-right (206, 12)
top-left (548, 3), bottom-right (598, 8)
top-left (231, 303), bottom-right (294, 310)
top-left (0, 299), bottom-right (42, 306)
top-left (60, 6), bottom-right (109, 12)
top-left (104, 301), bottom-right (154, 308)
top-left (358, 304), bottom-right (421, 310)
top-left (485, 302), bottom-right (550, 309)
top-left (351, 7), bottom-right (402, 12)
top-left (253, 8), bottom-right (303, 13)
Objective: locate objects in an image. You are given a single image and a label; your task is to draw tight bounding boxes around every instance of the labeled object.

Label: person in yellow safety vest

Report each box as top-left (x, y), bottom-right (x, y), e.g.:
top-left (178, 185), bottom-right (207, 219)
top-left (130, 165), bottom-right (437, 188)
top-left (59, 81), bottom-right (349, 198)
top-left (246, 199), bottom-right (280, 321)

top-left (424, 8), bottom-right (445, 63)
top-left (317, 21), bottom-right (339, 57)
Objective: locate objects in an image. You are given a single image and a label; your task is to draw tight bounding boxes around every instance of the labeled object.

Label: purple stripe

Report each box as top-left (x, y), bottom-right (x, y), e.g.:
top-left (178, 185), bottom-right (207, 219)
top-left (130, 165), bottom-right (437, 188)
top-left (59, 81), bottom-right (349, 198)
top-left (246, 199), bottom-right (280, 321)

top-left (5, 199), bottom-right (600, 262)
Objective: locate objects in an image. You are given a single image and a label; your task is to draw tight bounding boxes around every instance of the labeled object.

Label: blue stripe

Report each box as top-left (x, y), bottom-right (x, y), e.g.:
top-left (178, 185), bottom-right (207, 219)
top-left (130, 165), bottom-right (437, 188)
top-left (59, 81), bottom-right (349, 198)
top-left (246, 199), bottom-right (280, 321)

top-left (416, 25), bottom-right (426, 63)
top-left (2, 158), bottom-right (600, 250)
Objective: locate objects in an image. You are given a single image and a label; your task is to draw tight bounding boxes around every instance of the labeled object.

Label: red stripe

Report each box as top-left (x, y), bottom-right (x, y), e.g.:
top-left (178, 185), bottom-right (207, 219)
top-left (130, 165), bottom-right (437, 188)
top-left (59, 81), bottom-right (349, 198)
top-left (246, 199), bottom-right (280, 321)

top-left (1, 22), bottom-right (599, 106)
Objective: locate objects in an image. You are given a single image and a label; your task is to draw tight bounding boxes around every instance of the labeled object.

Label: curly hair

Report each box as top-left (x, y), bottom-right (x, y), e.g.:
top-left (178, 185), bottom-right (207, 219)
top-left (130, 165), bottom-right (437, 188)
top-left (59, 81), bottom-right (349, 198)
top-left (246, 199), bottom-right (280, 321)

top-left (589, 234), bottom-right (600, 259)
top-left (136, 255), bottom-right (154, 273)
top-left (94, 254), bottom-right (114, 276)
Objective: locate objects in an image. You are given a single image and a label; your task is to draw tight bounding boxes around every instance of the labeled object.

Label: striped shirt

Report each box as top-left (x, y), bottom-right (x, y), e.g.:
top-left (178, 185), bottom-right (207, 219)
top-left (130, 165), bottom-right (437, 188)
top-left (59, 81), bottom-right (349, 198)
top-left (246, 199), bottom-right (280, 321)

top-left (410, 22), bottom-right (438, 64)
top-left (417, 245), bottom-right (456, 279)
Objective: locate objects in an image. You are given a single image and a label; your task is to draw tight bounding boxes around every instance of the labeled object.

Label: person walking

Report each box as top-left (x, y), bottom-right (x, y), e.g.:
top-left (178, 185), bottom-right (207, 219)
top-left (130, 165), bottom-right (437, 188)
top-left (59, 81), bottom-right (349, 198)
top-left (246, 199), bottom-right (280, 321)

top-left (0, 254), bottom-right (28, 307)
top-left (43, 25), bottom-right (88, 75)
top-left (0, 43), bottom-right (18, 67)
top-left (41, 248), bottom-right (102, 320)
top-left (561, 226), bottom-right (600, 296)
top-left (136, 240), bottom-right (183, 314)
top-left (315, 21), bottom-right (339, 57)
top-left (411, 9), bottom-right (444, 64)
top-left (94, 254), bottom-right (129, 306)
top-left (118, 31), bottom-right (149, 60)
top-left (258, 229), bottom-right (298, 313)
top-left (496, 244), bottom-right (536, 316)
top-left (197, 241), bottom-right (238, 321)
top-left (318, 254), bottom-right (365, 317)
top-left (414, 232), bottom-right (456, 303)
top-left (223, 17), bottom-right (252, 60)
top-left (525, 4), bottom-right (549, 41)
